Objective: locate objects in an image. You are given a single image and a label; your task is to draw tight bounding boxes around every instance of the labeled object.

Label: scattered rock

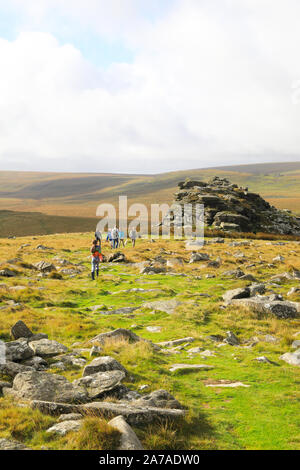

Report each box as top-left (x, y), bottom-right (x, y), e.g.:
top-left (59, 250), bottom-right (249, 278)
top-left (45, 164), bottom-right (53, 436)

top-left (189, 252), bottom-right (210, 263)
top-left (73, 371), bottom-right (126, 399)
top-left (34, 261), bottom-right (56, 273)
top-left (3, 371), bottom-right (86, 403)
top-left (206, 381), bottom-right (250, 388)
top-left (222, 287), bottom-right (250, 304)
top-left (224, 331), bottom-right (239, 346)
top-left (157, 337), bottom-right (195, 348)
top-left (46, 420), bottom-right (81, 436)
top-left (28, 339), bottom-right (68, 357)
top-left (146, 326), bottom-right (162, 333)
top-left (58, 413), bottom-right (83, 422)
top-left (142, 299), bottom-right (182, 314)
top-left (89, 328), bottom-right (142, 346)
top-left (130, 390), bottom-right (184, 410)
top-left (108, 416), bottom-right (144, 450)
top-left (0, 268), bottom-right (17, 278)
top-left (0, 438), bottom-right (30, 450)
top-left (5, 339), bottom-right (34, 362)
top-left (83, 356), bottom-right (127, 376)
top-left (11, 320), bottom-right (33, 340)
top-left (82, 401), bottom-right (186, 425)
top-left (280, 350), bottom-right (300, 366)
top-left (169, 364), bottom-right (214, 373)
top-left (108, 252), bottom-right (127, 263)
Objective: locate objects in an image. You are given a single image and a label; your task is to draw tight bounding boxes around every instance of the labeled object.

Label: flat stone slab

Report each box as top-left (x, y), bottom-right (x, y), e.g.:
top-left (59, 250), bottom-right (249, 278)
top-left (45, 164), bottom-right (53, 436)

top-left (31, 400), bottom-right (186, 425)
top-left (4, 370), bottom-right (86, 403)
top-left (205, 382), bottom-right (250, 388)
top-left (83, 356), bottom-right (127, 376)
top-left (0, 438), bottom-right (31, 450)
top-left (29, 339), bottom-right (68, 357)
top-left (157, 337), bottom-right (195, 348)
top-left (142, 300), bottom-right (182, 314)
top-left (108, 416), bottom-right (144, 450)
top-left (82, 402), bottom-right (186, 425)
top-left (73, 370), bottom-right (126, 399)
top-left (89, 328), bottom-right (142, 346)
top-left (46, 420), bottom-right (81, 436)
top-left (169, 364), bottom-right (214, 373)
top-left (280, 350), bottom-right (300, 366)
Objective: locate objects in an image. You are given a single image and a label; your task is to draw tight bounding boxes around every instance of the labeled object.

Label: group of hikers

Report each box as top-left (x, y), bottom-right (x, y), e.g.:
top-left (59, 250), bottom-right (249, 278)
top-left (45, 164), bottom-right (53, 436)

top-left (90, 227), bottom-right (137, 280)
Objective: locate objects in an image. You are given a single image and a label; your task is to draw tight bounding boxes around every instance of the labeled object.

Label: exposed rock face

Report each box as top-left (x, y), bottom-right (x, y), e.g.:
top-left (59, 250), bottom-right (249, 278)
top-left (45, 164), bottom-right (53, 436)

top-left (0, 438), bottom-right (30, 450)
top-left (11, 320), bottom-right (33, 339)
top-left (142, 299), bottom-right (182, 314)
top-left (73, 370), bottom-right (126, 399)
top-left (28, 339), bottom-right (68, 357)
top-left (167, 176), bottom-right (300, 235)
top-left (280, 349), bottom-right (300, 366)
top-left (231, 297), bottom-right (299, 319)
top-left (32, 400), bottom-right (186, 424)
top-left (108, 416), bottom-right (144, 450)
top-left (46, 420), bottom-right (81, 436)
top-left (89, 328), bottom-right (142, 346)
top-left (34, 261), bottom-right (56, 272)
top-left (83, 356), bottom-right (127, 376)
top-left (5, 339), bottom-right (34, 362)
top-left (3, 371), bottom-right (87, 403)
top-left (130, 390), bottom-right (184, 410)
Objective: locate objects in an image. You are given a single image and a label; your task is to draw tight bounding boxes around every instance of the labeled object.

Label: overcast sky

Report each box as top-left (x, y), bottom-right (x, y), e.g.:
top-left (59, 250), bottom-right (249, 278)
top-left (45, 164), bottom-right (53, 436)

top-left (0, 0), bottom-right (300, 173)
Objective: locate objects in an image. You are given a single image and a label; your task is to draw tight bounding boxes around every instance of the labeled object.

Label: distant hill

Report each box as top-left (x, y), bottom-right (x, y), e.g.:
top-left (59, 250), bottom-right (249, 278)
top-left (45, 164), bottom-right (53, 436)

top-left (0, 210), bottom-right (98, 238)
top-left (0, 162), bottom-right (299, 236)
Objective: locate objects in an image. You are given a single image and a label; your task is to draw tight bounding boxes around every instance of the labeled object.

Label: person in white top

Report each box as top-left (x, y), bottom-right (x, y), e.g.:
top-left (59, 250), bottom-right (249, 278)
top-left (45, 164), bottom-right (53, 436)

top-left (129, 228), bottom-right (137, 247)
top-left (111, 226), bottom-right (119, 249)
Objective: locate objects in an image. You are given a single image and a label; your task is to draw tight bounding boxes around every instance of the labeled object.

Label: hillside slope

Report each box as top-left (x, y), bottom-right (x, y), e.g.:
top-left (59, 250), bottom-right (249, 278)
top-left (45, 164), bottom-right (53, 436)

top-left (0, 162), bottom-right (299, 236)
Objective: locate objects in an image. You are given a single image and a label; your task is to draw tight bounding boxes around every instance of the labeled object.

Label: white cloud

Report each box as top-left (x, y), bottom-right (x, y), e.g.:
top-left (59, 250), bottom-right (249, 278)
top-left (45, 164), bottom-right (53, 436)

top-left (0, 0), bottom-right (300, 172)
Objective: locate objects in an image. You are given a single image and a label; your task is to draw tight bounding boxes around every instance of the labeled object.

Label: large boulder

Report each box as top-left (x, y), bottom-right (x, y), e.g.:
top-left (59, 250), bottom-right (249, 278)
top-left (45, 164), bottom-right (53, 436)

top-left (108, 416), bottom-right (144, 450)
top-left (11, 321), bottom-right (33, 340)
top-left (32, 400), bottom-right (186, 424)
top-left (222, 287), bottom-right (250, 304)
top-left (83, 356), bottom-right (127, 377)
top-left (5, 339), bottom-right (34, 362)
top-left (0, 361), bottom-right (34, 378)
top-left (89, 329), bottom-right (142, 346)
top-left (3, 371), bottom-right (87, 403)
top-left (0, 438), bottom-right (30, 450)
top-left (280, 349), bottom-right (300, 366)
top-left (29, 339), bottom-right (68, 357)
top-left (82, 401), bottom-right (186, 425)
top-left (231, 297), bottom-right (299, 319)
top-left (108, 252), bottom-right (127, 263)
top-left (73, 370), bottom-right (126, 399)
top-left (189, 252), bottom-right (210, 263)
top-left (142, 299), bottom-right (182, 314)
top-left (46, 420), bottom-right (81, 436)
top-left (130, 390), bottom-right (184, 410)
top-left (34, 261), bottom-right (56, 273)
top-left (0, 268), bottom-right (17, 278)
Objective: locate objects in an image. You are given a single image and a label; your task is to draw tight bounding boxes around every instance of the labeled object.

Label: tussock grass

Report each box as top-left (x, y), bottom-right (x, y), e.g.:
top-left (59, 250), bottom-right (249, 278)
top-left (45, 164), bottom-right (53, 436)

top-left (67, 417), bottom-right (121, 450)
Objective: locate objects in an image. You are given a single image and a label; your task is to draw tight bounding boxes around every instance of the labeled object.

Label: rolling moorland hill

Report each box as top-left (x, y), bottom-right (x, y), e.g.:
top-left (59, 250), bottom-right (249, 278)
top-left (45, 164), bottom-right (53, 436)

top-left (0, 162), bottom-right (300, 237)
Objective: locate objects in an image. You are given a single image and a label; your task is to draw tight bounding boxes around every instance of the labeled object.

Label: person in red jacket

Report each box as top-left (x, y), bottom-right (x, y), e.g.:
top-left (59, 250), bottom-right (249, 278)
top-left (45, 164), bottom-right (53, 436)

top-left (90, 239), bottom-right (102, 280)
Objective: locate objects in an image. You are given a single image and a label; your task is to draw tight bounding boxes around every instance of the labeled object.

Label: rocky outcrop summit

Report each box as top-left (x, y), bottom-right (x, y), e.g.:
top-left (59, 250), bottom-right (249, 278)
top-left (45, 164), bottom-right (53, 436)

top-left (169, 176), bottom-right (300, 235)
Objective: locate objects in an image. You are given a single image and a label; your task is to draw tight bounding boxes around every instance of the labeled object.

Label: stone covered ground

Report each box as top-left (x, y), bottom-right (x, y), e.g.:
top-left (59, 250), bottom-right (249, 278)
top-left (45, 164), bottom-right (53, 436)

top-left (0, 233), bottom-right (299, 450)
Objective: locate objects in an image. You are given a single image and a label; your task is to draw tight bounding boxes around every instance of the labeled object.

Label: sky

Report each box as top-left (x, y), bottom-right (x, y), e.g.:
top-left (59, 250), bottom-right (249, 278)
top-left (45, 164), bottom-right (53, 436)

top-left (0, 0), bottom-right (300, 174)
